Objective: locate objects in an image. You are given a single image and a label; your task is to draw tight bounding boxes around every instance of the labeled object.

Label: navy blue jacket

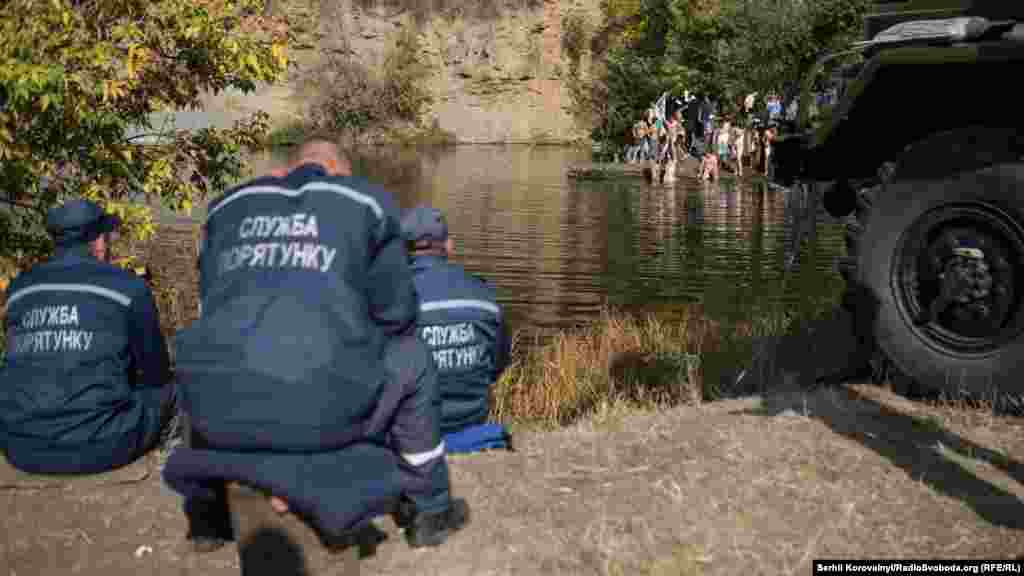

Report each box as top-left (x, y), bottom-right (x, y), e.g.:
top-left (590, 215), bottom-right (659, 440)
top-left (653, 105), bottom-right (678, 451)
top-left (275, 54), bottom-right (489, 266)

top-left (174, 164), bottom-right (419, 453)
top-left (409, 255), bottom-right (509, 435)
top-left (1, 245), bottom-right (170, 473)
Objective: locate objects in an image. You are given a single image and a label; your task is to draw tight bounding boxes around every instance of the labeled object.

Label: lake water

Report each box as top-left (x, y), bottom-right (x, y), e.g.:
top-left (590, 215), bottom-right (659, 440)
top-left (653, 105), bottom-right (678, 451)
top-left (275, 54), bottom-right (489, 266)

top-left (248, 145), bottom-right (848, 337)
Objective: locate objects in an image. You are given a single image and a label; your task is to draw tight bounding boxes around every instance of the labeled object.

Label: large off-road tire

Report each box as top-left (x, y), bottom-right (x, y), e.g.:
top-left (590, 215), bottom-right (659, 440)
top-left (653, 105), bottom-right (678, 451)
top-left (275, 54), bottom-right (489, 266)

top-left (840, 127), bottom-right (1024, 403)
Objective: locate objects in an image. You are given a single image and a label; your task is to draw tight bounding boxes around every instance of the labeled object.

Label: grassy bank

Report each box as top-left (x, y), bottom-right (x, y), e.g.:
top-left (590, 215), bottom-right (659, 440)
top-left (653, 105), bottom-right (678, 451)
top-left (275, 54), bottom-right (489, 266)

top-left (0, 291), bottom-right (818, 417)
top-left (490, 304), bottom-right (802, 429)
top-left (0, 261), bottom-right (834, 424)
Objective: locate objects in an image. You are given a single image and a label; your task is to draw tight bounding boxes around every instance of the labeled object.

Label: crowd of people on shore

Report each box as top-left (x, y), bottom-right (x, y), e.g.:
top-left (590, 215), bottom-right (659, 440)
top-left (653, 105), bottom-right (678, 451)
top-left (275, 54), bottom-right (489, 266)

top-left (624, 91), bottom-right (800, 183)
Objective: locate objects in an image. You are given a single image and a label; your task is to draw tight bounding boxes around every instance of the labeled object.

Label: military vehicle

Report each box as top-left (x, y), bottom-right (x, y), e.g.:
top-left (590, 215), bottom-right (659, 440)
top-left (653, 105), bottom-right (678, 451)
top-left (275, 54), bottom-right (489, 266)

top-left (771, 0), bottom-right (1024, 401)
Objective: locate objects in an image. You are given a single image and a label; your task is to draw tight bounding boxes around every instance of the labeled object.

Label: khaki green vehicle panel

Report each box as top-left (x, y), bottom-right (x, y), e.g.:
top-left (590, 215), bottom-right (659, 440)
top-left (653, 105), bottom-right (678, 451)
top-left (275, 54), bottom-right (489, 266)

top-left (866, 1), bottom-right (1024, 39)
top-left (802, 42), bottom-right (1024, 181)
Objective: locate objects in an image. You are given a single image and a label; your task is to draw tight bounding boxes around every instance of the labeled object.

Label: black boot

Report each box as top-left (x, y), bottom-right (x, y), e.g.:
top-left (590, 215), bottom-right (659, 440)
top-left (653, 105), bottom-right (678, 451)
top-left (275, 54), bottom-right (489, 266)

top-left (392, 495), bottom-right (417, 529)
top-left (402, 498), bottom-right (470, 549)
top-left (185, 488), bottom-right (235, 553)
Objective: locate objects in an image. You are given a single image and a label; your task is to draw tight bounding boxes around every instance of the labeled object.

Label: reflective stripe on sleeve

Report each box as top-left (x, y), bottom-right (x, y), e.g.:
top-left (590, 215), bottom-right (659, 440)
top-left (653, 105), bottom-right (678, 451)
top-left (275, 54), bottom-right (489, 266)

top-left (401, 441), bottom-right (445, 467)
top-left (7, 283), bottom-right (132, 307)
top-left (208, 182), bottom-right (384, 220)
top-left (419, 299), bottom-right (500, 316)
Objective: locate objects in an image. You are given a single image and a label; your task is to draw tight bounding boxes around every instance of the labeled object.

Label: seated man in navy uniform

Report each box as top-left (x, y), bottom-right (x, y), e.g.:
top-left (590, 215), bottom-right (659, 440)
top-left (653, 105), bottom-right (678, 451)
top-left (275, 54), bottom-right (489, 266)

top-left (1, 199), bottom-right (173, 474)
top-left (170, 139), bottom-right (469, 551)
top-left (401, 206), bottom-right (510, 440)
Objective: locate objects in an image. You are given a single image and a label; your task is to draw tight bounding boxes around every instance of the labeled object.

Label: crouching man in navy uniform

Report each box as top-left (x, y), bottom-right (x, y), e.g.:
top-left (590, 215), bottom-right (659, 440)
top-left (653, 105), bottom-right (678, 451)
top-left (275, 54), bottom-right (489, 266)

top-left (401, 206), bottom-right (511, 444)
top-left (169, 139), bottom-right (468, 551)
top-left (1, 200), bottom-right (173, 473)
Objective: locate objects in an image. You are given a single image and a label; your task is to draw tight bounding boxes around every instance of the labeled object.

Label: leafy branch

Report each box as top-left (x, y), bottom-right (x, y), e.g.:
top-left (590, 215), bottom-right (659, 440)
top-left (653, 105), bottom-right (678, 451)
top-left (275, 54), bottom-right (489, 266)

top-left (0, 0), bottom-right (311, 269)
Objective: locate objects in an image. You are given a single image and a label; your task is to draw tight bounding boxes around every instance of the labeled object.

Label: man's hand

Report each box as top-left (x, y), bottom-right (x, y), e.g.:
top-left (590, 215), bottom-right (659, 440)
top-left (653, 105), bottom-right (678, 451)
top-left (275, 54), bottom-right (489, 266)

top-left (270, 496), bottom-right (289, 514)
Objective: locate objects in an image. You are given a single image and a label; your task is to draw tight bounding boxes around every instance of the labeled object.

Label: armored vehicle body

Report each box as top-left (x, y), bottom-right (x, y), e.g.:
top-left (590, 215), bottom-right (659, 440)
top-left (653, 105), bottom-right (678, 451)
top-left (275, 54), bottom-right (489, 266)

top-left (772, 0), bottom-right (1024, 401)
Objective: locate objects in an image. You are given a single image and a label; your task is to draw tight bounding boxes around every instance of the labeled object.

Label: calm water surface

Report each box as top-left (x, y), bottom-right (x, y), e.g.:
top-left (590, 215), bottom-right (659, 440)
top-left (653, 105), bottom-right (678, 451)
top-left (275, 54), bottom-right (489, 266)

top-left (251, 145), bottom-right (847, 336)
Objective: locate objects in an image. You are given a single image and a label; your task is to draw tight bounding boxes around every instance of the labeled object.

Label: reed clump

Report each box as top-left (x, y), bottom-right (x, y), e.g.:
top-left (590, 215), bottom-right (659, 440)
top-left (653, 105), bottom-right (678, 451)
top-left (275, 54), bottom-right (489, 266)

top-left (490, 304), bottom-right (795, 429)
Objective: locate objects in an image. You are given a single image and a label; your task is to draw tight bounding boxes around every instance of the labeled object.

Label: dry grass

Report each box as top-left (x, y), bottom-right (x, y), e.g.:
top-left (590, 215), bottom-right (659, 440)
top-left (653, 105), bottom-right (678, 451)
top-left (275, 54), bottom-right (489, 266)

top-left (8, 295), bottom-right (1024, 574)
top-left (7, 381), bottom-right (1024, 576)
top-left (490, 305), bottom-right (796, 429)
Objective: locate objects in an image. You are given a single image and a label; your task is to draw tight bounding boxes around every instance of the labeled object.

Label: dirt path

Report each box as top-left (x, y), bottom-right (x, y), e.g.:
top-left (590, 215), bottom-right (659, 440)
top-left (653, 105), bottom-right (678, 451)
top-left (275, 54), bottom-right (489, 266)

top-left (5, 382), bottom-right (1024, 575)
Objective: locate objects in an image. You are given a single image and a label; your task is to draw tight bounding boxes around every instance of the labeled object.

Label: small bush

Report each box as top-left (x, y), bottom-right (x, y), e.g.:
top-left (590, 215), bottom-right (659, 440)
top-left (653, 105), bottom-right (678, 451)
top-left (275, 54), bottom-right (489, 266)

top-left (307, 25), bottom-right (434, 141)
top-left (265, 121), bottom-right (310, 149)
top-left (562, 12), bottom-right (591, 68)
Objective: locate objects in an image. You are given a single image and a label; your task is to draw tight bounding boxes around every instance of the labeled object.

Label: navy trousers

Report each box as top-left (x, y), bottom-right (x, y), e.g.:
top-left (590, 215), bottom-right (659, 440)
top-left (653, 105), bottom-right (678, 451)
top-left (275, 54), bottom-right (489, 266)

top-left (182, 334), bottom-right (452, 533)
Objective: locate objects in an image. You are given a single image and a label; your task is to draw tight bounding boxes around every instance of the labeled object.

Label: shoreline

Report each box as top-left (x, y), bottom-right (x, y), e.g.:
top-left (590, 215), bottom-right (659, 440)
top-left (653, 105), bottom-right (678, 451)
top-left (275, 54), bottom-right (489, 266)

top-left (6, 379), bottom-right (1023, 575)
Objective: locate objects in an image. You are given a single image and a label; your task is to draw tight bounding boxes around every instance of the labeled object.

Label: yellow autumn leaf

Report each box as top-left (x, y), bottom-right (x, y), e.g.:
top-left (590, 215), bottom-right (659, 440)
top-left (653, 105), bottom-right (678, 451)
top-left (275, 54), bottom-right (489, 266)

top-left (126, 45), bottom-right (138, 78)
top-left (270, 43), bottom-right (288, 67)
top-left (40, 94), bottom-right (51, 112)
top-left (244, 53), bottom-right (260, 72)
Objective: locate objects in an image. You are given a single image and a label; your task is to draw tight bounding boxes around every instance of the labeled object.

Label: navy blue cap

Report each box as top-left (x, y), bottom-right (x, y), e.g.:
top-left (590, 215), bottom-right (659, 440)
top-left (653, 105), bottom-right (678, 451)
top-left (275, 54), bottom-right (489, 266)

top-left (401, 205), bottom-right (448, 243)
top-left (46, 199), bottom-right (121, 246)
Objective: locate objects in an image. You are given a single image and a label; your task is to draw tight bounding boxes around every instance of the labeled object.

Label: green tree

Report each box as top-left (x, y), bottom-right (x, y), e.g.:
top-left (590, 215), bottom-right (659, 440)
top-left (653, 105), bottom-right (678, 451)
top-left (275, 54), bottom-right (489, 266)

top-left (0, 0), bottom-right (310, 271)
top-left (714, 0), bottom-right (869, 106)
top-left (587, 0), bottom-right (868, 143)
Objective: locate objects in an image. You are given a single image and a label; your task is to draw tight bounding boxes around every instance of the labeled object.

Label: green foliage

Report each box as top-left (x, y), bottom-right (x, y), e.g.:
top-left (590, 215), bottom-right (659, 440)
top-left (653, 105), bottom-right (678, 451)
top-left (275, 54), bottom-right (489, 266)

top-left (307, 24), bottom-right (434, 140)
top-left (716, 0), bottom-right (870, 103)
top-left (0, 0), bottom-right (311, 272)
top-left (265, 120), bottom-right (310, 148)
top-left (587, 0), bottom-right (869, 145)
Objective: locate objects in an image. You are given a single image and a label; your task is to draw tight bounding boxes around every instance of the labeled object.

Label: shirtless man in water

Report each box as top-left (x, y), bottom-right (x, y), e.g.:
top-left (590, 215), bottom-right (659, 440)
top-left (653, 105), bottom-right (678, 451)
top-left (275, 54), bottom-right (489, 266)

top-left (733, 123), bottom-right (747, 177)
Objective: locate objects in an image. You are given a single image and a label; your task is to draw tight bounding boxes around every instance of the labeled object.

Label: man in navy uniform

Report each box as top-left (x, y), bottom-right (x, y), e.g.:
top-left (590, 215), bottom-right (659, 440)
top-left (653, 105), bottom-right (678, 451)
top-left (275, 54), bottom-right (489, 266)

top-left (172, 139), bottom-right (468, 550)
top-left (1, 199), bottom-right (173, 474)
top-left (401, 206), bottom-right (510, 437)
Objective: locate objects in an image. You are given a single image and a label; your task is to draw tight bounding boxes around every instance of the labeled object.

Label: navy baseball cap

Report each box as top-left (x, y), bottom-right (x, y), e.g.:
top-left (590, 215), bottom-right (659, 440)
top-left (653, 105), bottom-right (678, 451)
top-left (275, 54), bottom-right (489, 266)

top-left (401, 205), bottom-right (448, 243)
top-left (46, 199), bottom-right (121, 246)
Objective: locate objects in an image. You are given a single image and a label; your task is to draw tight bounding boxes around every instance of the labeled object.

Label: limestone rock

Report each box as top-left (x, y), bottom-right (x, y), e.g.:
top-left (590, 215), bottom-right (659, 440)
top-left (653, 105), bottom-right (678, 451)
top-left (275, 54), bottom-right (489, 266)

top-left (201, 0), bottom-right (604, 144)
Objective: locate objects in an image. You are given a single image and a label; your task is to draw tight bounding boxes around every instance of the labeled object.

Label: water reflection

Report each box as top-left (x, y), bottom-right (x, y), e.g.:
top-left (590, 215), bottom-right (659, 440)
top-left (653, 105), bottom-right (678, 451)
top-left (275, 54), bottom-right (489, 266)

top-left (247, 146), bottom-right (845, 336)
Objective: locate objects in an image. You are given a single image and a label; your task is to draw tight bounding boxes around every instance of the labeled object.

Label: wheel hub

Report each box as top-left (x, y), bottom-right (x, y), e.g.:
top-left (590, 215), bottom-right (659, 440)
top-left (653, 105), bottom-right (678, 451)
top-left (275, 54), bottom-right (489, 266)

top-left (898, 204), bottom-right (1024, 354)
top-left (930, 242), bottom-right (995, 317)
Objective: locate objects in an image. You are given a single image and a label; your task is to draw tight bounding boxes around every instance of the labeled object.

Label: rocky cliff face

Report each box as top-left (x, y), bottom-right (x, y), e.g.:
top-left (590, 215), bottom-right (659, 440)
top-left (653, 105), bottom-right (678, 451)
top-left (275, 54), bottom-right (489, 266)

top-left (204, 0), bottom-right (603, 144)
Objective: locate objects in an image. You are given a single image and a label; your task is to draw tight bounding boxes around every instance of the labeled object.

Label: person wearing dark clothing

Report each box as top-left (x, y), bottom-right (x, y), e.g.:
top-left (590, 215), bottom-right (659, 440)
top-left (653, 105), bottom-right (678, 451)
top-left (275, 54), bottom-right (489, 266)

top-left (401, 206), bottom-right (510, 437)
top-left (687, 100), bottom-right (705, 158)
top-left (689, 95), bottom-right (718, 157)
top-left (167, 140), bottom-right (468, 552)
top-left (1, 199), bottom-right (173, 474)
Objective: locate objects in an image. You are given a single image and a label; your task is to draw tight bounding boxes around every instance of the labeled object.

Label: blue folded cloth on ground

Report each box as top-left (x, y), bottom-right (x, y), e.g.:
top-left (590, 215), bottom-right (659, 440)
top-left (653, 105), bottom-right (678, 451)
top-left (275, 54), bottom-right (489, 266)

top-left (162, 442), bottom-right (403, 539)
top-left (443, 423), bottom-right (511, 454)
